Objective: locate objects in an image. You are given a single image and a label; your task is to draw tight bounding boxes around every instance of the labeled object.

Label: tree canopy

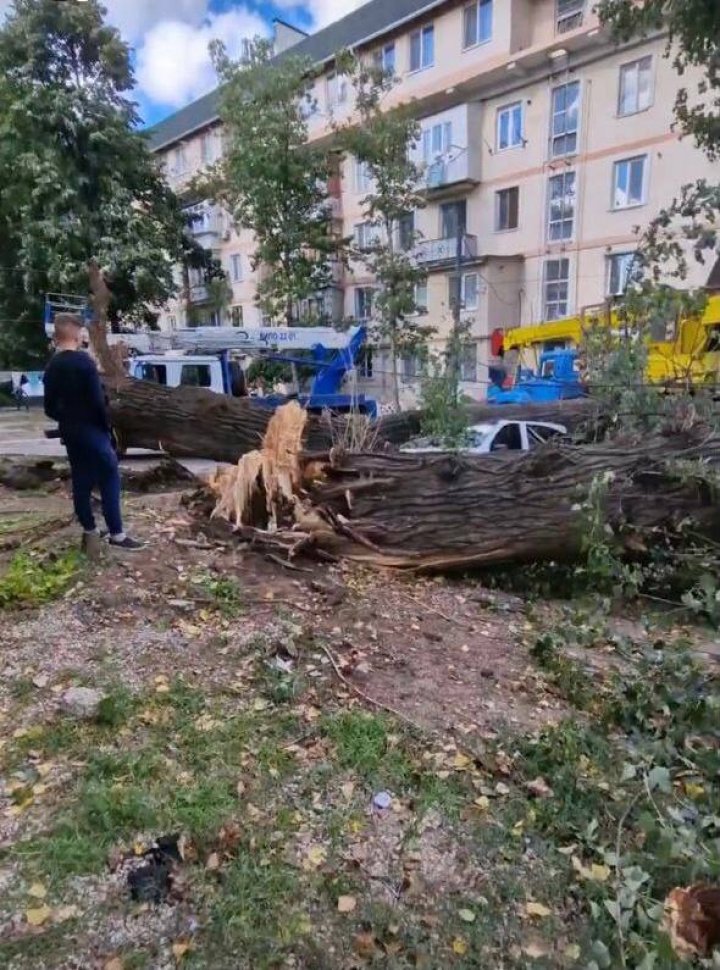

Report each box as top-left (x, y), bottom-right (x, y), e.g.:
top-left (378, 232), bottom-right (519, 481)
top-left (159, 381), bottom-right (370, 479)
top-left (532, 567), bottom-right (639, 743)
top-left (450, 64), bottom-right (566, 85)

top-left (209, 38), bottom-right (343, 325)
top-left (0, 0), bottom-right (185, 363)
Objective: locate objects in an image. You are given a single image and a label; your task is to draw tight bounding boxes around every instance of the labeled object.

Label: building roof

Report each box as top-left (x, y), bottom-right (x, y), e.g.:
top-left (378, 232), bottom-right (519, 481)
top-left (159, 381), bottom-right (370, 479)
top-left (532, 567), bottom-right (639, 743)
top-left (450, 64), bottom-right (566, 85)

top-left (145, 0), bottom-right (445, 151)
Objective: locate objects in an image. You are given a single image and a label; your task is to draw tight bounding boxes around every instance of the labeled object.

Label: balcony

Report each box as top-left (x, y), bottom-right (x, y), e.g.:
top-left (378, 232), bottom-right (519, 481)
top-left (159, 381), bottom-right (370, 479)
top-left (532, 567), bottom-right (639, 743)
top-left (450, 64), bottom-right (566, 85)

top-left (189, 284), bottom-right (209, 304)
top-left (185, 204), bottom-right (224, 246)
top-left (415, 234), bottom-right (478, 266)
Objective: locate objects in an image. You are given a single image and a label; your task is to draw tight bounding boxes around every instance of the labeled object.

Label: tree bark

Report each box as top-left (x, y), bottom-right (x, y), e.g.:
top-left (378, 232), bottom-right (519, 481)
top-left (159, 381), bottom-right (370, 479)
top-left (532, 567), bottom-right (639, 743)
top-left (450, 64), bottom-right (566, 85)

top-left (298, 430), bottom-right (720, 570)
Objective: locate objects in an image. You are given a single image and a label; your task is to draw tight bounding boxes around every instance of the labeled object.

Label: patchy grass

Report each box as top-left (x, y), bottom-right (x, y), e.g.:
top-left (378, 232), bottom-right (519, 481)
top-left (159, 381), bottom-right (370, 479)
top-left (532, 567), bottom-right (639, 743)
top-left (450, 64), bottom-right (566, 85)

top-left (0, 549), bottom-right (81, 609)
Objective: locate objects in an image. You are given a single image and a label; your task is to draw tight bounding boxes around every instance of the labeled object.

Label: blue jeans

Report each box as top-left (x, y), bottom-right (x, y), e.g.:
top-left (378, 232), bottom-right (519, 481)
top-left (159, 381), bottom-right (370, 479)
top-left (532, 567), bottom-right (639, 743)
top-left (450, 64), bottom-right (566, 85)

top-left (62, 426), bottom-right (123, 536)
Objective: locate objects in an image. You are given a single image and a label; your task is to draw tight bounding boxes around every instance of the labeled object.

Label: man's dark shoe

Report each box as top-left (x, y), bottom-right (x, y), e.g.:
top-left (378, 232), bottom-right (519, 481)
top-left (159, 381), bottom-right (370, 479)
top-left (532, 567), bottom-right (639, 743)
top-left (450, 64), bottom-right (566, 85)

top-left (109, 536), bottom-right (144, 551)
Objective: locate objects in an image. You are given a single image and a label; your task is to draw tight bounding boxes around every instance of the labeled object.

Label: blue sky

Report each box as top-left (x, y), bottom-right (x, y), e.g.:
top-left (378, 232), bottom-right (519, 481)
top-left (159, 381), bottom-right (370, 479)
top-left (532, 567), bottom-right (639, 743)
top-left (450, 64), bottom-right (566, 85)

top-left (103, 0), bottom-right (363, 128)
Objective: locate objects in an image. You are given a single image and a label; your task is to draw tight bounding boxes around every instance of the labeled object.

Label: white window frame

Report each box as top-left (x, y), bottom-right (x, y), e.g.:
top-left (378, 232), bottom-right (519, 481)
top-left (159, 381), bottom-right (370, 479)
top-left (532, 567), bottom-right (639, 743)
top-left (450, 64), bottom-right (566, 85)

top-left (463, 272), bottom-right (479, 311)
top-left (460, 342), bottom-right (478, 382)
top-left (543, 258), bottom-right (571, 320)
top-left (546, 170), bottom-right (576, 242)
top-left (421, 121), bottom-right (452, 162)
top-left (496, 101), bottom-right (523, 151)
top-left (174, 145), bottom-right (188, 175)
top-left (414, 280), bottom-right (428, 313)
top-left (201, 132), bottom-right (215, 165)
top-left (618, 56), bottom-right (653, 117)
top-left (495, 186), bottom-right (519, 232)
top-left (374, 42), bottom-right (396, 74)
top-left (409, 24), bottom-right (434, 73)
top-left (354, 286), bottom-right (375, 320)
top-left (326, 70), bottom-right (348, 108)
top-left (550, 81), bottom-right (581, 158)
top-left (462, 0), bottom-right (493, 50)
top-left (354, 221), bottom-right (380, 250)
top-left (354, 159), bottom-right (372, 193)
top-left (606, 252), bottom-right (636, 297)
top-left (229, 253), bottom-right (243, 284)
top-left (556, 0), bottom-right (584, 33)
top-left (612, 154), bottom-right (648, 210)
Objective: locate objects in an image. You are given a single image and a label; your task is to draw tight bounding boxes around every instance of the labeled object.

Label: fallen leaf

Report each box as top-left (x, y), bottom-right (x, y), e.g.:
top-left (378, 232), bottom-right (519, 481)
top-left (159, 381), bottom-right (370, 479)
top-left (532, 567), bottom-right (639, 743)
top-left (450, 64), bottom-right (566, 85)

top-left (26, 905), bottom-right (52, 926)
top-left (206, 852), bottom-right (220, 871)
top-left (525, 776), bottom-right (554, 798)
top-left (172, 939), bottom-right (193, 961)
top-left (353, 930), bottom-right (376, 957)
top-left (27, 882), bottom-right (47, 899)
top-left (522, 937), bottom-right (552, 958)
top-left (564, 943), bottom-right (581, 960)
top-left (252, 698), bottom-right (269, 712)
top-left (105, 959), bottom-right (124, 970)
top-left (337, 894), bottom-right (357, 913)
top-left (52, 905), bottom-right (80, 923)
top-left (303, 844), bottom-right (327, 870)
top-left (525, 901), bottom-right (552, 918)
top-left (452, 752), bottom-right (472, 770)
top-left (458, 908), bottom-right (475, 923)
top-left (571, 856), bottom-right (611, 883)
top-left (452, 937), bottom-right (468, 955)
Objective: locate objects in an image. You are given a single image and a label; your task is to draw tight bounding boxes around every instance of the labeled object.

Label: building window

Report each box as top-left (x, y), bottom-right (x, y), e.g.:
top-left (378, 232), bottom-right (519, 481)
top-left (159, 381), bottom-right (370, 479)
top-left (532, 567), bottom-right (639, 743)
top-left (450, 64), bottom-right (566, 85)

top-left (229, 254), bottom-right (243, 283)
top-left (354, 221), bottom-right (380, 250)
top-left (409, 25), bottom-right (434, 72)
top-left (606, 252), bottom-right (636, 297)
top-left (421, 121), bottom-right (452, 162)
top-left (414, 280), bottom-right (428, 313)
top-left (543, 258), bottom-right (570, 319)
top-left (463, 0), bottom-right (493, 48)
top-left (460, 343), bottom-right (477, 382)
top-left (231, 305), bottom-right (243, 326)
top-left (373, 42), bottom-right (396, 74)
top-left (618, 56), bottom-right (653, 116)
top-left (612, 155), bottom-right (647, 209)
top-left (495, 186), bottom-right (519, 231)
top-left (357, 346), bottom-right (374, 378)
top-left (496, 101), bottom-right (523, 151)
top-left (298, 84), bottom-right (318, 118)
top-left (550, 81), bottom-right (580, 157)
top-left (556, 0), bottom-right (584, 33)
top-left (547, 171), bottom-right (576, 241)
top-left (448, 272), bottom-right (479, 311)
top-left (440, 199), bottom-right (467, 239)
top-left (326, 71), bottom-right (348, 107)
top-left (201, 132), bottom-right (215, 165)
top-left (397, 212), bottom-right (415, 251)
top-left (402, 354), bottom-right (419, 380)
top-left (354, 287), bottom-right (375, 321)
top-left (173, 146), bottom-right (187, 174)
top-left (355, 159), bottom-right (372, 193)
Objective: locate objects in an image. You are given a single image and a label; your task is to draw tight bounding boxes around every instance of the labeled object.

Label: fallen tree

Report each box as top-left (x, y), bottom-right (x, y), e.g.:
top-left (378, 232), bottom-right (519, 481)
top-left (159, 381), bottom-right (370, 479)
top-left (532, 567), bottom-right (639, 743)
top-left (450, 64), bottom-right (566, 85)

top-left (105, 377), bottom-right (600, 462)
top-left (202, 402), bottom-right (720, 571)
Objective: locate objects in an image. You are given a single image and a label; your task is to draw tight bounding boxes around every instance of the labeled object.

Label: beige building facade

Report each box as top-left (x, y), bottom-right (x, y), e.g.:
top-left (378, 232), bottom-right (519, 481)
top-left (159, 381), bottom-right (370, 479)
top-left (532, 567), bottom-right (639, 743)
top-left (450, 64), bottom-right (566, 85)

top-left (148, 0), bottom-right (715, 406)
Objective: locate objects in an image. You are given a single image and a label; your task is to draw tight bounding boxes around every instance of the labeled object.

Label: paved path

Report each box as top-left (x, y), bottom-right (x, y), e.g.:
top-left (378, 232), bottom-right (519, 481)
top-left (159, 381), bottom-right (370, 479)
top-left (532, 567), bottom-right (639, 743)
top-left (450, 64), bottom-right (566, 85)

top-left (0, 408), bottom-right (217, 477)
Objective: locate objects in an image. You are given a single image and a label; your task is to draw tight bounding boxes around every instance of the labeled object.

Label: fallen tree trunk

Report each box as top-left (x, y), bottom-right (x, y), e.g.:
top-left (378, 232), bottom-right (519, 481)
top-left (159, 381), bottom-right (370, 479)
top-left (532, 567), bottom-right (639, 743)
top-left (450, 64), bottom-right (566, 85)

top-left (204, 403), bottom-right (720, 571)
top-left (304, 433), bottom-right (720, 569)
top-left (106, 376), bottom-right (600, 463)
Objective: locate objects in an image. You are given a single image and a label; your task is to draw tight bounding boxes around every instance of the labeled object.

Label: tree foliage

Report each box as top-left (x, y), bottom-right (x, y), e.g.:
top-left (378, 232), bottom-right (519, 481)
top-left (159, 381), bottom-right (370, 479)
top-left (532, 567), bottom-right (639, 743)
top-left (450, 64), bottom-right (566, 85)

top-left (209, 38), bottom-right (342, 325)
top-left (337, 55), bottom-right (430, 410)
top-left (0, 0), bottom-right (185, 363)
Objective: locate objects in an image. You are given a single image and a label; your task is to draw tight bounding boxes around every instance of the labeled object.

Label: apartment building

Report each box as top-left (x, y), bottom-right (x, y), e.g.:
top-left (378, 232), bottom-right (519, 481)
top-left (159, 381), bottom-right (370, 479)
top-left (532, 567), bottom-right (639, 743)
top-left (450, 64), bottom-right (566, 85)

top-left (148, 0), bottom-right (715, 406)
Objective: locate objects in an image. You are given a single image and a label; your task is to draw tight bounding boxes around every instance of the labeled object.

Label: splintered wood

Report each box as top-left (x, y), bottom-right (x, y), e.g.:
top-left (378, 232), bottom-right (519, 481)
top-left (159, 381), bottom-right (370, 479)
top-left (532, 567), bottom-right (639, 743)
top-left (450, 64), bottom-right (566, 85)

top-left (209, 401), bottom-right (310, 532)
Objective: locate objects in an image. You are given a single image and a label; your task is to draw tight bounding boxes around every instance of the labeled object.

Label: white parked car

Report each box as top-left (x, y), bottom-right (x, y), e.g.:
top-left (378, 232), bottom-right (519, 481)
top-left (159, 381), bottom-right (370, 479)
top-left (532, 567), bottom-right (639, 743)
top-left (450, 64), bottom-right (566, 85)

top-left (400, 419), bottom-right (568, 455)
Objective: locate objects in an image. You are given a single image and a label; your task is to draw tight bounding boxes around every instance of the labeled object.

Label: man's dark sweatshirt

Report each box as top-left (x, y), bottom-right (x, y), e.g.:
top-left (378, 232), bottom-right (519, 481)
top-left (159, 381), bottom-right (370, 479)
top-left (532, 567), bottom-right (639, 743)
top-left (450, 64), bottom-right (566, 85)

top-left (43, 350), bottom-right (110, 434)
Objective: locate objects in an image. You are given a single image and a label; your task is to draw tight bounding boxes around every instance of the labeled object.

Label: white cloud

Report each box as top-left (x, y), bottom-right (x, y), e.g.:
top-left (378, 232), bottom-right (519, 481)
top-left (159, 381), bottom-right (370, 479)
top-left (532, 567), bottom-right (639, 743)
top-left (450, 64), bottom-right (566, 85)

top-left (104, 0), bottom-right (209, 46)
top-left (135, 7), bottom-right (268, 109)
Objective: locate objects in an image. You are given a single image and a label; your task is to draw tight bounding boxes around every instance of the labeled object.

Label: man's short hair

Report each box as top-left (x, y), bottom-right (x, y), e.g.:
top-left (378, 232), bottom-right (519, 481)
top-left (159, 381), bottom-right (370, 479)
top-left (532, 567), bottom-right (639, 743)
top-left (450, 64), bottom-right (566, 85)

top-left (53, 313), bottom-right (84, 341)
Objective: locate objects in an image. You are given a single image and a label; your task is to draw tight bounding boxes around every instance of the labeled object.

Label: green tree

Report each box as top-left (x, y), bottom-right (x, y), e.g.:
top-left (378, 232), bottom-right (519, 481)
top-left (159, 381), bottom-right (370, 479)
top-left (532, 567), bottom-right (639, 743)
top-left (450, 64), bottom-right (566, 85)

top-left (209, 38), bottom-right (343, 326)
top-left (337, 56), bottom-right (430, 411)
top-left (0, 0), bottom-right (185, 364)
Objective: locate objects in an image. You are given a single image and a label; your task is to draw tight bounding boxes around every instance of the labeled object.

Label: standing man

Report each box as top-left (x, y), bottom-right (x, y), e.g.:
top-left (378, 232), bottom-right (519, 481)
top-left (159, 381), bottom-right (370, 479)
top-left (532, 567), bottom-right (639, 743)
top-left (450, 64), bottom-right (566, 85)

top-left (43, 313), bottom-right (143, 551)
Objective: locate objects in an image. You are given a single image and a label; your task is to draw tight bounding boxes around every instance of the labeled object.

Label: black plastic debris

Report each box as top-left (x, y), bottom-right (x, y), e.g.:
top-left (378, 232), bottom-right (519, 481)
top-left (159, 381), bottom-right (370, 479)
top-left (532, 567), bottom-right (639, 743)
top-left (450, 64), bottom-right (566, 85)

top-left (125, 833), bottom-right (185, 904)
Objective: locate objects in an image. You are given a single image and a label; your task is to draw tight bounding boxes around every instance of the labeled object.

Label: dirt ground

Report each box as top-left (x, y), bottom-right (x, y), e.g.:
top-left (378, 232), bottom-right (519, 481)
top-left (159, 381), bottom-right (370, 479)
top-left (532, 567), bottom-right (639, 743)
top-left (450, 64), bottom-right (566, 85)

top-left (0, 474), bottom-right (718, 969)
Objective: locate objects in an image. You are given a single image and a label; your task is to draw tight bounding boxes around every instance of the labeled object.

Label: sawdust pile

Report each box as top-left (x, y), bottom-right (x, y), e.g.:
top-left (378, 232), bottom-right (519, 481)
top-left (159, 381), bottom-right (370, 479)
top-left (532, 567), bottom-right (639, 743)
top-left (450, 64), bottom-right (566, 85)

top-left (209, 401), bottom-right (312, 531)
